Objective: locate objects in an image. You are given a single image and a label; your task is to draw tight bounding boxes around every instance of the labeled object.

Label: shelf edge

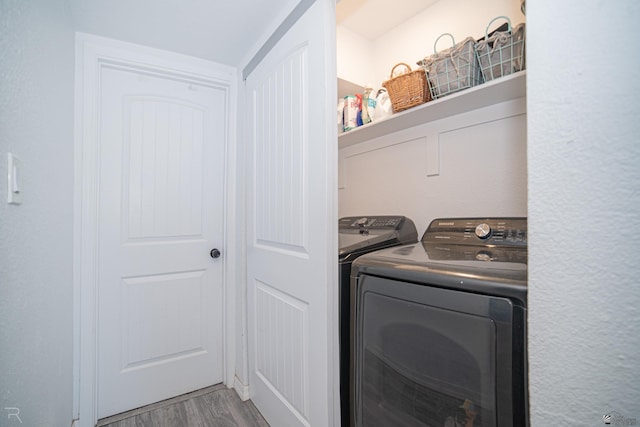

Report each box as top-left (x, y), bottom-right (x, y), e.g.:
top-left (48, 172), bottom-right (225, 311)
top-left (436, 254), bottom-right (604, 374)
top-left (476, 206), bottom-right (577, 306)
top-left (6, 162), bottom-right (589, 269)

top-left (338, 71), bottom-right (526, 149)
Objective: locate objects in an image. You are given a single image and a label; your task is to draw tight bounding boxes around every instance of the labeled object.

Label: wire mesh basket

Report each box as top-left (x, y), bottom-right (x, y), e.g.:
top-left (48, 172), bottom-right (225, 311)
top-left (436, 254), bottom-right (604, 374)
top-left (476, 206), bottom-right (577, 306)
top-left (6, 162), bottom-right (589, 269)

top-left (382, 63), bottom-right (431, 113)
top-left (475, 16), bottom-right (526, 82)
top-left (417, 33), bottom-right (483, 100)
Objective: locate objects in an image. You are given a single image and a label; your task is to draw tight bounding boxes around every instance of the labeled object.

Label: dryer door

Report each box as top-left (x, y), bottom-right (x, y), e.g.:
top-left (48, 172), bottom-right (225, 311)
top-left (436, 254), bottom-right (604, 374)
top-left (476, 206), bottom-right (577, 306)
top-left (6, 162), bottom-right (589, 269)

top-left (354, 275), bottom-right (524, 427)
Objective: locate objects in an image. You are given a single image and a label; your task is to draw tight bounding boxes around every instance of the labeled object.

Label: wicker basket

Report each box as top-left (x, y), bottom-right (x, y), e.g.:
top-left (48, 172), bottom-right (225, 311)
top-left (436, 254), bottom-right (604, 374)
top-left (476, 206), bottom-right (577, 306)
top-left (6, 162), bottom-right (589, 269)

top-left (382, 63), bottom-right (430, 113)
top-left (475, 17), bottom-right (526, 82)
top-left (418, 34), bottom-right (483, 99)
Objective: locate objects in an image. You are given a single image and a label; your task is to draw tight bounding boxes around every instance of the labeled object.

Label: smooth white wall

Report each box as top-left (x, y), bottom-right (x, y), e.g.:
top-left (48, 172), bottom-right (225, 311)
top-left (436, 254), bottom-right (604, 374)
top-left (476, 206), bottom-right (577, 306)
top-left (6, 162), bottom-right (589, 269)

top-left (372, 0), bottom-right (523, 86)
top-left (528, 0), bottom-right (640, 424)
top-left (337, 0), bottom-right (523, 88)
top-left (336, 25), bottom-right (376, 86)
top-left (338, 99), bottom-right (527, 236)
top-left (0, 0), bottom-right (75, 425)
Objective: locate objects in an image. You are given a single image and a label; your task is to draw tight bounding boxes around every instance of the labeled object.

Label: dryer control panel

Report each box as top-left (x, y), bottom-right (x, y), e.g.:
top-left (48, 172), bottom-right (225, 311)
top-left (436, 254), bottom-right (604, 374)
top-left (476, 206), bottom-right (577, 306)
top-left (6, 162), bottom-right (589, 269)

top-left (423, 217), bottom-right (527, 247)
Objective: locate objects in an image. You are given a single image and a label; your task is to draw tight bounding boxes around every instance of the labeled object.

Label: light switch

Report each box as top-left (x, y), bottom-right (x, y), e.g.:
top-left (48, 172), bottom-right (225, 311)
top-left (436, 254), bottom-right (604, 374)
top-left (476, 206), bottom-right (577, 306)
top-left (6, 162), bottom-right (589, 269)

top-left (7, 152), bottom-right (22, 204)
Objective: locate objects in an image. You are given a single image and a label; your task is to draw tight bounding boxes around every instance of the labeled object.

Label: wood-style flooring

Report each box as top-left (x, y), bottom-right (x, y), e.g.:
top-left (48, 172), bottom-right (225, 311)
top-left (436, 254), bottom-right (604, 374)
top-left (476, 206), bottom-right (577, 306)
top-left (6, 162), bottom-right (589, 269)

top-left (97, 384), bottom-right (269, 427)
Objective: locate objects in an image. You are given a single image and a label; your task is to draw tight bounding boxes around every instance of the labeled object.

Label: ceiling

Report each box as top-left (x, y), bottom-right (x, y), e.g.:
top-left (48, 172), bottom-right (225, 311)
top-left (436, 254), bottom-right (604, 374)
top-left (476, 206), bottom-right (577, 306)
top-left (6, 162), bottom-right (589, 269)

top-left (337, 0), bottom-right (439, 41)
top-left (70, 0), bottom-right (294, 66)
top-left (70, 0), bottom-right (441, 66)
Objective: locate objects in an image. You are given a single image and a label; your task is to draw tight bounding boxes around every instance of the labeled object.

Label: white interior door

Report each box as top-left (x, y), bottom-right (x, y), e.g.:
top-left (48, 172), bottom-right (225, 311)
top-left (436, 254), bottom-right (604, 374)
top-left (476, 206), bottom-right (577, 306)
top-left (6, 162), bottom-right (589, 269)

top-left (245, 1), bottom-right (338, 426)
top-left (97, 65), bottom-right (226, 418)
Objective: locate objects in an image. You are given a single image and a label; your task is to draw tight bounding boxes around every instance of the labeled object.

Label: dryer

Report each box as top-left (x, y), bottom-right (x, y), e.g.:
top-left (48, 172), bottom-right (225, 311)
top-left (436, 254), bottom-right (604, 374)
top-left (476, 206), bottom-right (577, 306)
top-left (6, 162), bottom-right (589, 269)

top-left (350, 217), bottom-right (528, 427)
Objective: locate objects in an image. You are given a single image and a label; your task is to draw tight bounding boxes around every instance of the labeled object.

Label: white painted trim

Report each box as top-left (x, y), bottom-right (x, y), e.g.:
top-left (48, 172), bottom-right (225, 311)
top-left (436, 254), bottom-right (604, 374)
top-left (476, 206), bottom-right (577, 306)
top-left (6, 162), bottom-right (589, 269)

top-left (73, 32), bottom-right (238, 427)
top-left (339, 97), bottom-right (526, 158)
top-left (224, 63), bottom-right (240, 391)
top-left (322, 2), bottom-right (340, 425)
top-left (233, 375), bottom-right (251, 402)
top-left (233, 73), bottom-right (250, 394)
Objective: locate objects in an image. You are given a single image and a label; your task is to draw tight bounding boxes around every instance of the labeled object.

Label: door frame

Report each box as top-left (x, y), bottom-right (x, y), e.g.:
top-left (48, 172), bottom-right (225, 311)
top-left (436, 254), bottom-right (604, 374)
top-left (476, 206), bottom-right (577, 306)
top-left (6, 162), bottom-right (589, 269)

top-left (73, 33), bottom-right (238, 427)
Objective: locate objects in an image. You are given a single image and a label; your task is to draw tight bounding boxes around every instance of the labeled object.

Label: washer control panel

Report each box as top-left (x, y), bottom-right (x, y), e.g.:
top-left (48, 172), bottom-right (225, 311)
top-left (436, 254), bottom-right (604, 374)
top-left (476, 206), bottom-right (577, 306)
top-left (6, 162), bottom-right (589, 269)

top-left (339, 216), bottom-right (407, 230)
top-left (423, 217), bottom-right (527, 247)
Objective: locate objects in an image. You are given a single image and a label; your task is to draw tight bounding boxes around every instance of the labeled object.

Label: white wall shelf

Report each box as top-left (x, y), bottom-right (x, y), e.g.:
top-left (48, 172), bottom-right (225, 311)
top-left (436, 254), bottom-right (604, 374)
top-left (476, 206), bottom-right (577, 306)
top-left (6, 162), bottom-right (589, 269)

top-left (338, 71), bottom-right (526, 148)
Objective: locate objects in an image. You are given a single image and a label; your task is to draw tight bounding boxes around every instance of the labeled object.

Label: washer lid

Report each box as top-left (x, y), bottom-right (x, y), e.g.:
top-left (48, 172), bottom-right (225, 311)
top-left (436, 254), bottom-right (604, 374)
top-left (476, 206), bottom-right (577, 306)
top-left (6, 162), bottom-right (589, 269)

top-left (353, 242), bottom-right (527, 302)
top-left (338, 215), bottom-right (418, 260)
top-left (339, 229), bottom-right (401, 257)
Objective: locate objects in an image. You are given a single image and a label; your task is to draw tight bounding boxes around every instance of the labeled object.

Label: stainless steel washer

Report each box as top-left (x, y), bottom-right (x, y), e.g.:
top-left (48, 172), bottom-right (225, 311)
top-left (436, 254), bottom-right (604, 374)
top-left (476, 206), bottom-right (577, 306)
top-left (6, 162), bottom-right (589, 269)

top-left (338, 216), bottom-right (418, 426)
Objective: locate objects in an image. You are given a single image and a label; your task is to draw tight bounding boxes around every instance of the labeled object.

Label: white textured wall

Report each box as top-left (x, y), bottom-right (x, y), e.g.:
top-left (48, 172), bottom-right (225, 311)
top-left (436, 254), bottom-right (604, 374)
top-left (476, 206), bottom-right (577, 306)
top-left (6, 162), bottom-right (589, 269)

top-left (0, 0), bottom-right (75, 425)
top-left (528, 0), bottom-right (640, 425)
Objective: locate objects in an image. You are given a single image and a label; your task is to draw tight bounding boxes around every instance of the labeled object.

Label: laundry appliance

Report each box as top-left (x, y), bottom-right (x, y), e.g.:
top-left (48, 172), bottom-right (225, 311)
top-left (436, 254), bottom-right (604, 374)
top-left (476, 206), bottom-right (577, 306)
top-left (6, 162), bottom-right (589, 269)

top-left (338, 215), bottom-right (418, 426)
top-left (350, 217), bottom-right (528, 427)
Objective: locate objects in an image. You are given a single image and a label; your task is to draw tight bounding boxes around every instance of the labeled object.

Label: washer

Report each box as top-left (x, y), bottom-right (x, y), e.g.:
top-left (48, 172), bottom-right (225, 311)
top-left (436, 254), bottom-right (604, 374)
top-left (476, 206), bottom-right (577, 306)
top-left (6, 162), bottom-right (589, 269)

top-left (350, 217), bottom-right (528, 427)
top-left (338, 216), bottom-right (418, 427)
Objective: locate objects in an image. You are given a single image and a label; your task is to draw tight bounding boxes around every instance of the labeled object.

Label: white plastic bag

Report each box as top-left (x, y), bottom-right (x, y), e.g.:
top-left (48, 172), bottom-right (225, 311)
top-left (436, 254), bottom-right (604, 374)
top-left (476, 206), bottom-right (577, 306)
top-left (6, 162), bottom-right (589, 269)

top-left (373, 89), bottom-right (393, 121)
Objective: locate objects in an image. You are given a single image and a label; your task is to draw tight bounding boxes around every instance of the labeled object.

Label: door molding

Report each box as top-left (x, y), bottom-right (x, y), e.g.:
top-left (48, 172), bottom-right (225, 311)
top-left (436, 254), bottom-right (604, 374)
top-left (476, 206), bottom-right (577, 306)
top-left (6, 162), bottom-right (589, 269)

top-left (73, 33), bottom-right (238, 427)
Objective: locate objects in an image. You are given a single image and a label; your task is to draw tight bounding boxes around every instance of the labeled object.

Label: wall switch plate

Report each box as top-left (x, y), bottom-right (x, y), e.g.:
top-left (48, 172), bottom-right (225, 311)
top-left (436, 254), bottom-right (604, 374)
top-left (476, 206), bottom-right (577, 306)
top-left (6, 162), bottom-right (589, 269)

top-left (7, 152), bottom-right (22, 204)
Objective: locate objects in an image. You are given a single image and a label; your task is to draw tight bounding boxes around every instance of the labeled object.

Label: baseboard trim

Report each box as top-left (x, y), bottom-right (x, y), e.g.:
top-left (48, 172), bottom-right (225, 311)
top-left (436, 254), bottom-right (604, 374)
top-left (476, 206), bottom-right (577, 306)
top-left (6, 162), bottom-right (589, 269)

top-left (233, 375), bottom-right (251, 401)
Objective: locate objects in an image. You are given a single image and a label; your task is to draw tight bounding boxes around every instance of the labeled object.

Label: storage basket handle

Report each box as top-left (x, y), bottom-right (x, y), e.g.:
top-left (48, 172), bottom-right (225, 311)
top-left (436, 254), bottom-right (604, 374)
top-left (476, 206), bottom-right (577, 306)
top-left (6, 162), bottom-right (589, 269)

top-left (433, 33), bottom-right (456, 54)
top-left (389, 62), bottom-right (412, 78)
top-left (485, 15), bottom-right (512, 38)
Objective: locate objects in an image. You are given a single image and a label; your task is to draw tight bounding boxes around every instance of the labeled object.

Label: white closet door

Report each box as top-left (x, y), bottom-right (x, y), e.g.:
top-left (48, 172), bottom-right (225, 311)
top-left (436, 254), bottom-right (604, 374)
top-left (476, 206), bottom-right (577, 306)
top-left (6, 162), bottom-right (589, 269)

top-left (97, 66), bottom-right (226, 418)
top-left (245, 0), bottom-right (337, 425)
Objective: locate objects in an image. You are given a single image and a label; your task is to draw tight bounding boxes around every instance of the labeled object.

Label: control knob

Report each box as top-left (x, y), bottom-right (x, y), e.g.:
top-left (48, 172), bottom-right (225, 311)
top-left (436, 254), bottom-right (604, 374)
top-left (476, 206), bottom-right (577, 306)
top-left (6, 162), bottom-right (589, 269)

top-left (475, 223), bottom-right (492, 240)
top-left (355, 217), bottom-right (368, 226)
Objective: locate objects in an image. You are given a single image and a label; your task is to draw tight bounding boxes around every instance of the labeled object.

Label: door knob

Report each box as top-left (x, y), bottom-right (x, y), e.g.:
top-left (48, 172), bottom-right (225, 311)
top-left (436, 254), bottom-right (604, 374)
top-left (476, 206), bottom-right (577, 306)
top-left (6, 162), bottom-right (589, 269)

top-left (210, 248), bottom-right (221, 259)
